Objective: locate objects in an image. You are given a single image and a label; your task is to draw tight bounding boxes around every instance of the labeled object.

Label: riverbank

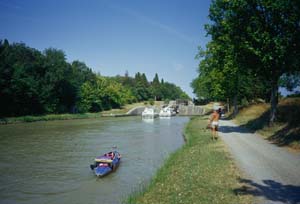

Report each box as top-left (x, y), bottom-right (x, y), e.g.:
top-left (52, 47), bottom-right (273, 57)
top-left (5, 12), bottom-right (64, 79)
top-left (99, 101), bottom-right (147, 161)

top-left (0, 113), bottom-right (103, 124)
top-left (126, 116), bottom-right (252, 204)
top-left (0, 101), bottom-right (165, 125)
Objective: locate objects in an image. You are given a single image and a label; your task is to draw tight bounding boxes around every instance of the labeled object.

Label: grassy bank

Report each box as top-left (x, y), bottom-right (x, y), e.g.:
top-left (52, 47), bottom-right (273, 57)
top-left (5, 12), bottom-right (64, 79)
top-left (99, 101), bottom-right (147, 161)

top-left (0, 102), bottom-right (154, 124)
top-left (234, 97), bottom-right (300, 150)
top-left (0, 101), bottom-right (166, 125)
top-left (127, 117), bottom-right (252, 204)
top-left (0, 113), bottom-right (103, 124)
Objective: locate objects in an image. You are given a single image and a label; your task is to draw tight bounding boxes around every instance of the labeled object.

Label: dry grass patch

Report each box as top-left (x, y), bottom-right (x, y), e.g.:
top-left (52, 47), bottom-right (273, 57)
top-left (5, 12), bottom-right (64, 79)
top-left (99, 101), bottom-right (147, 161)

top-left (234, 97), bottom-right (300, 150)
top-left (233, 103), bottom-right (269, 126)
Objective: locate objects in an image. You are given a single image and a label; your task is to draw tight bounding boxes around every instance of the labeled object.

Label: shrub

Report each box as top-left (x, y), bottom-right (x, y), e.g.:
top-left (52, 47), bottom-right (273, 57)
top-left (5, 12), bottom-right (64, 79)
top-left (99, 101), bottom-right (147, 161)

top-left (149, 99), bottom-right (154, 105)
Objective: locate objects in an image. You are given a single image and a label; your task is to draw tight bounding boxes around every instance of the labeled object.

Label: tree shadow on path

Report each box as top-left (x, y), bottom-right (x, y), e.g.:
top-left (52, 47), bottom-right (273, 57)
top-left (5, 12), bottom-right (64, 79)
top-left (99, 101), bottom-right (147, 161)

top-left (234, 178), bottom-right (300, 204)
top-left (218, 122), bottom-right (254, 134)
top-left (219, 117), bottom-right (300, 148)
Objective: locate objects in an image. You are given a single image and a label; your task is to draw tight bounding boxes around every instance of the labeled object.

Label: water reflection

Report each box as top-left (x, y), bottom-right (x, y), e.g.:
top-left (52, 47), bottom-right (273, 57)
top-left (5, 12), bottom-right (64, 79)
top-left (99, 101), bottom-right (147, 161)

top-left (0, 116), bottom-right (188, 204)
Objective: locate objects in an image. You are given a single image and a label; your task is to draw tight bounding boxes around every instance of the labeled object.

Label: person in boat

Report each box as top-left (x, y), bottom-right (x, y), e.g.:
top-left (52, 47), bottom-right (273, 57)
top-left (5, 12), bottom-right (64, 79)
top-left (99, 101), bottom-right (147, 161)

top-left (99, 163), bottom-right (109, 167)
top-left (105, 152), bottom-right (115, 159)
top-left (209, 109), bottom-right (220, 140)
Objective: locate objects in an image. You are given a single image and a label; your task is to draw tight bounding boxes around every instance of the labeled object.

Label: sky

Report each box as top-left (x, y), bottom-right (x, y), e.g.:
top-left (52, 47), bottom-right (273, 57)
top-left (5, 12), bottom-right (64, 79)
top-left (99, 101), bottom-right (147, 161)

top-left (0, 0), bottom-right (212, 98)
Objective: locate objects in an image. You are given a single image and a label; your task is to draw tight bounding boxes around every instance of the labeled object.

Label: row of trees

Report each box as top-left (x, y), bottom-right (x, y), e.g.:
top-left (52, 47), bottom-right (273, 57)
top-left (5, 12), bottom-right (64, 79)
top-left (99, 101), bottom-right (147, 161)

top-left (78, 72), bottom-right (189, 113)
top-left (112, 72), bottom-right (190, 102)
top-left (0, 39), bottom-right (189, 117)
top-left (192, 0), bottom-right (300, 123)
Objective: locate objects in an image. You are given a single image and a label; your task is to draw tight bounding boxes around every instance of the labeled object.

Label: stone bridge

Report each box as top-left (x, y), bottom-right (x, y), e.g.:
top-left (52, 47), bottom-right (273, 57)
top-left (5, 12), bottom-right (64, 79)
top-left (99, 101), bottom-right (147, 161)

top-left (125, 104), bottom-right (206, 116)
top-left (126, 106), bottom-right (146, 116)
top-left (178, 105), bottom-right (206, 116)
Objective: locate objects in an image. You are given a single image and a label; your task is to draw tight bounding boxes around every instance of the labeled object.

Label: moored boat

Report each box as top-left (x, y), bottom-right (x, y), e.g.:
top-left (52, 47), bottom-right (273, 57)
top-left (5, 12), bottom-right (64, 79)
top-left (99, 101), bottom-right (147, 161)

top-left (90, 151), bottom-right (121, 177)
top-left (159, 107), bottom-right (176, 117)
top-left (142, 107), bottom-right (159, 119)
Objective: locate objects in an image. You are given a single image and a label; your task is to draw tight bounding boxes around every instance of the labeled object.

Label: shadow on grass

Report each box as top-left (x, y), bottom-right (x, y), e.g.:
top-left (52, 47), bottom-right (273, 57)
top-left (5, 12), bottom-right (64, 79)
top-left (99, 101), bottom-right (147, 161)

top-left (269, 125), bottom-right (300, 147)
top-left (234, 178), bottom-right (300, 204)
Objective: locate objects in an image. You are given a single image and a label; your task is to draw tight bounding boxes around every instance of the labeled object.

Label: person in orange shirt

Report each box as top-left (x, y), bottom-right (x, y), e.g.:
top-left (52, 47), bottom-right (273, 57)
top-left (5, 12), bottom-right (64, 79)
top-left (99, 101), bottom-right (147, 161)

top-left (209, 109), bottom-right (220, 140)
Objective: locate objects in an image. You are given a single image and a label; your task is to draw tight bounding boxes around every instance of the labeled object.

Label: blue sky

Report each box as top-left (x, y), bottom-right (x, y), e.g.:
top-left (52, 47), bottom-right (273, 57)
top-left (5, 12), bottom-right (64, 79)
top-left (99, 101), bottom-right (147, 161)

top-left (0, 0), bottom-right (212, 97)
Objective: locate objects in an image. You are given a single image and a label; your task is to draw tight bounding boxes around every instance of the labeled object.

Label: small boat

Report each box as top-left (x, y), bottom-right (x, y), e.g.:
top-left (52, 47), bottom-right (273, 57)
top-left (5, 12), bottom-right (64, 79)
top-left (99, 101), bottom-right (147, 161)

top-left (90, 151), bottom-right (121, 177)
top-left (159, 107), bottom-right (176, 117)
top-left (142, 107), bottom-right (159, 119)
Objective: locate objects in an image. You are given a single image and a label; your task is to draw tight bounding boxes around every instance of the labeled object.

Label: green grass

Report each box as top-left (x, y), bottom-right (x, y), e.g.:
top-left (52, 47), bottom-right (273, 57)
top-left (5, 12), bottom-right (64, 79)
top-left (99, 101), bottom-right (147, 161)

top-left (234, 97), bottom-right (300, 150)
top-left (0, 101), bottom-right (165, 124)
top-left (126, 117), bottom-right (252, 204)
top-left (0, 113), bottom-right (102, 124)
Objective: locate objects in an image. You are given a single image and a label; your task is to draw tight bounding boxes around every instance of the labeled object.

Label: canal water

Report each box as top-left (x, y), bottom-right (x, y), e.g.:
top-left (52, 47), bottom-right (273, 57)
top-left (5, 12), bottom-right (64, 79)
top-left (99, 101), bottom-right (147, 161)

top-left (0, 116), bottom-right (189, 204)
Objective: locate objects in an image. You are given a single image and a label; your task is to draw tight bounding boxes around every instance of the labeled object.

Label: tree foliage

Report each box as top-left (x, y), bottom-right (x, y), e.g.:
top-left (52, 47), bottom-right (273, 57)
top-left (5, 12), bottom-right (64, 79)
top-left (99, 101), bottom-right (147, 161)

top-left (78, 76), bottom-right (135, 112)
top-left (0, 40), bottom-right (189, 117)
top-left (113, 72), bottom-right (190, 102)
top-left (192, 0), bottom-right (300, 122)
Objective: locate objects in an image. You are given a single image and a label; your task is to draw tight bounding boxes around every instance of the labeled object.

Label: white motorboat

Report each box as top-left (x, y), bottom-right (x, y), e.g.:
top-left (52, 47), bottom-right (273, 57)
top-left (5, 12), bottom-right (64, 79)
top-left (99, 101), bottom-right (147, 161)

top-left (142, 107), bottom-right (159, 119)
top-left (159, 107), bottom-right (176, 117)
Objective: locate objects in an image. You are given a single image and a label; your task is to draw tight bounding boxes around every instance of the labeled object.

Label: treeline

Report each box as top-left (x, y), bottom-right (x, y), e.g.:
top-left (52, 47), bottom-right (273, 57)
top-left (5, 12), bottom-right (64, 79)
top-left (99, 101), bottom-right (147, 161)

top-left (0, 39), bottom-right (189, 117)
top-left (192, 0), bottom-right (300, 123)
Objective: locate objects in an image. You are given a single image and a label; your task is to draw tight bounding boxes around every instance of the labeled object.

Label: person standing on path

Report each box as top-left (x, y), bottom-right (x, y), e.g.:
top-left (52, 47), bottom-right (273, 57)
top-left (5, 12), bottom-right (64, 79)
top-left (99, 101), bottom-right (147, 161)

top-left (209, 109), bottom-right (220, 140)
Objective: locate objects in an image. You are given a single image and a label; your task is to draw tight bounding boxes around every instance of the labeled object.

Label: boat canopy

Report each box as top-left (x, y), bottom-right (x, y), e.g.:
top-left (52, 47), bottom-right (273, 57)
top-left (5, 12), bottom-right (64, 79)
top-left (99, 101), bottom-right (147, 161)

top-left (95, 157), bottom-right (113, 163)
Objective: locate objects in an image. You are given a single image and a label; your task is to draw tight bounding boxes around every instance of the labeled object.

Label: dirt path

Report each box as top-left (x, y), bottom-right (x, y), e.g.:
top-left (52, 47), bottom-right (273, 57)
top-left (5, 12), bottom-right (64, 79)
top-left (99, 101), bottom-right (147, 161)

top-left (218, 120), bottom-right (300, 204)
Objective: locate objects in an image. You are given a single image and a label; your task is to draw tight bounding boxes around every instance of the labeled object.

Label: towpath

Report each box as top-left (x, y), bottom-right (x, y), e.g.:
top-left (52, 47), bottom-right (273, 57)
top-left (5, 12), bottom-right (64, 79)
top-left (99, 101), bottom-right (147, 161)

top-left (218, 120), bottom-right (300, 204)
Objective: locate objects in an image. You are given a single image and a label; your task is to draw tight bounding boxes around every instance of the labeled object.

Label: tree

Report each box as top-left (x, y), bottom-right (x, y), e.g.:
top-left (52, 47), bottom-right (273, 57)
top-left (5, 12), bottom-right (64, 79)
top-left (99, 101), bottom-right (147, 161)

top-left (161, 82), bottom-right (190, 100)
top-left (78, 76), bottom-right (136, 112)
top-left (151, 73), bottom-right (162, 100)
top-left (42, 48), bottom-right (76, 113)
top-left (0, 39), bottom-right (190, 116)
top-left (133, 72), bottom-right (151, 101)
top-left (227, 0), bottom-right (300, 123)
top-left (193, 0), bottom-right (300, 123)
top-left (0, 40), bottom-right (45, 116)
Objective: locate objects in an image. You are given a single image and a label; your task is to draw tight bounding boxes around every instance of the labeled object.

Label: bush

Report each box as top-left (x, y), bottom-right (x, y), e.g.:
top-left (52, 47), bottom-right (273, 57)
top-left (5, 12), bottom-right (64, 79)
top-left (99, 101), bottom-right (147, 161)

top-left (241, 98), bottom-right (249, 107)
top-left (149, 99), bottom-right (154, 105)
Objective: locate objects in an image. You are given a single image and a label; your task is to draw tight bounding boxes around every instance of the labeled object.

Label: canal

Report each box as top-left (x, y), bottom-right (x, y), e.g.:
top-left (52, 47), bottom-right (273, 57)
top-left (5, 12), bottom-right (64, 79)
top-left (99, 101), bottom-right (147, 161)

top-left (0, 116), bottom-right (189, 204)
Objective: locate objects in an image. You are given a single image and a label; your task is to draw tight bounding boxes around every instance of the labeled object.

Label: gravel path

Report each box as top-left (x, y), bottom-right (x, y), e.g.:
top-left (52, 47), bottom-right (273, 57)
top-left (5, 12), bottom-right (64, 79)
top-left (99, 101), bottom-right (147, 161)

top-left (218, 120), bottom-right (300, 204)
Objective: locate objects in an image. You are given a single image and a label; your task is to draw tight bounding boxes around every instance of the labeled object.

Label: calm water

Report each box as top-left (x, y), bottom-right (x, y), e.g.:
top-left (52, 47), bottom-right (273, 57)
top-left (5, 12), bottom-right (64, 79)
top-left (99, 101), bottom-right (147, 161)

top-left (0, 116), bottom-right (188, 204)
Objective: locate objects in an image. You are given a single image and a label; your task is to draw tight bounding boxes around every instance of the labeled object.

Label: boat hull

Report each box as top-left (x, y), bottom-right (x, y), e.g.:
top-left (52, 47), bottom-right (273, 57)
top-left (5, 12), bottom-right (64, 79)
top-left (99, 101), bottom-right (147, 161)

top-left (95, 166), bottom-right (112, 177)
top-left (90, 151), bottom-right (121, 177)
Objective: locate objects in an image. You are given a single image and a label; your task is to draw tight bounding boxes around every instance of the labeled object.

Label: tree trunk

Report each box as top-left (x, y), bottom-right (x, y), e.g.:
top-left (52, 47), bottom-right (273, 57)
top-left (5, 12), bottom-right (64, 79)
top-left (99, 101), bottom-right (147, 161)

top-left (269, 81), bottom-right (279, 125)
top-left (233, 94), bottom-right (238, 116)
top-left (227, 98), bottom-right (230, 113)
top-left (233, 69), bottom-right (239, 117)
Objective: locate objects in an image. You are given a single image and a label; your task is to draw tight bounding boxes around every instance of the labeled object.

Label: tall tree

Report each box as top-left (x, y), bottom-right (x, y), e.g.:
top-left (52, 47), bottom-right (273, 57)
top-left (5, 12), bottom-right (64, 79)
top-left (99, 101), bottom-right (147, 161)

top-left (194, 0), bottom-right (300, 123)
top-left (133, 72), bottom-right (151, 101)
top-left (230, 0), bottom-right (299, 122)
top-left (151, 73), bottom-right (162, 100)
top-left (0, 40), bottom-right (45, 116)
top-left (42, 48), bottom-right (75, 113)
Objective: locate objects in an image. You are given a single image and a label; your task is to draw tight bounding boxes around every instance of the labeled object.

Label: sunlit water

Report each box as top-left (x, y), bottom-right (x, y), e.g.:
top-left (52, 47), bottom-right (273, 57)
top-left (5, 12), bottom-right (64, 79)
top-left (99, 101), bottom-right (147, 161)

top-left (0, 116), bottom-right (188, 204)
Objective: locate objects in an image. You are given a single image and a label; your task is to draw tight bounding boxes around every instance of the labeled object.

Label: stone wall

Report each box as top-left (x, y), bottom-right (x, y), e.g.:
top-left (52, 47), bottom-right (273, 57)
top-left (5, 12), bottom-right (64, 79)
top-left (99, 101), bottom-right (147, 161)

top-left (178, 105), bottom-right (205, 116)
top-left (126, 106), bottom-right (146, 116)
